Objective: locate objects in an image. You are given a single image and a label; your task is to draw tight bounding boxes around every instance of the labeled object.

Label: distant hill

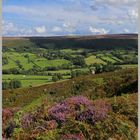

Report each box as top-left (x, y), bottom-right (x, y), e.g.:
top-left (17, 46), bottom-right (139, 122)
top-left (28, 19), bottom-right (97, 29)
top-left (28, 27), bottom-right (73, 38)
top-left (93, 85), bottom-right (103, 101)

top-left (3, 34), bottom-right (138, 50)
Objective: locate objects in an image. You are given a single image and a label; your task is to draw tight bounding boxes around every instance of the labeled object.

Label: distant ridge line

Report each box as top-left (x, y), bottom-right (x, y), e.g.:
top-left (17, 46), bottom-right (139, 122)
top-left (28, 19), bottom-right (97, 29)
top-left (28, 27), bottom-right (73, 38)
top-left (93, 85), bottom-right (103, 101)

top-left (3, 33), bottom-right (138, 40)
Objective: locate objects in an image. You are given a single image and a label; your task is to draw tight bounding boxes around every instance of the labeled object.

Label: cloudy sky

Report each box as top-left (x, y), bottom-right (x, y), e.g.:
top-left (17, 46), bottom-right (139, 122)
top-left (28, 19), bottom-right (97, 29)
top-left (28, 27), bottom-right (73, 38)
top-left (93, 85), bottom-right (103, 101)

top-left (3, 0), bottom-right (138, 36)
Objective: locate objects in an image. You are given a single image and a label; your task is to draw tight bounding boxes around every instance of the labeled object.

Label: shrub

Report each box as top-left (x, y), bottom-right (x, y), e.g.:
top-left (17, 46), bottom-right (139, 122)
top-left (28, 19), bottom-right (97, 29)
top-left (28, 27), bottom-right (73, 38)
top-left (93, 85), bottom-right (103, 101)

top-left (90, 113), bottom-right (137, 140)
top-left (2, 108), bottom-right (14, 124)
top-left (9, 79), bottom-right (22, 89)
top-left (48, 96), bottom-right (111, 124)
top-left (21, 113), bottom-right (37, 130)
top-left (2, 81), bottom-right (9, 90)
top-left (109, 94), bottom-right (138, 126)
top-left (52, 75), bottom-right (59, 82)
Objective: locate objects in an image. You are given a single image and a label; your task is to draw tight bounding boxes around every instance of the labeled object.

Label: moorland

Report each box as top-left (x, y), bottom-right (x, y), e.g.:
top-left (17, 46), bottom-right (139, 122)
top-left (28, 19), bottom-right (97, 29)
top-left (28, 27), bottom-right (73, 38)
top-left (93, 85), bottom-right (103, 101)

top-left (2, 34), bottom-right (138, 140)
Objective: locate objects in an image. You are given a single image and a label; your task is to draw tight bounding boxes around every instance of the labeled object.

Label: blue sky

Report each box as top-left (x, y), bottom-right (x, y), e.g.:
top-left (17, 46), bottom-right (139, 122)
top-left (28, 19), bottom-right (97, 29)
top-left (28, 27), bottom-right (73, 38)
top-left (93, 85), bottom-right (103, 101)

top-left (3, 0), bottom-right (138, 36)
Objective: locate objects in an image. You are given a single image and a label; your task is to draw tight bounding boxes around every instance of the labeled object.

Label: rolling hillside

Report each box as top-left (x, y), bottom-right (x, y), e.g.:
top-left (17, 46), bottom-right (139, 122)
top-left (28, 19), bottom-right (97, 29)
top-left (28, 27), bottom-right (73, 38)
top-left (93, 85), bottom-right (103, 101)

top-left (3, 34), bottom-right (138, 50)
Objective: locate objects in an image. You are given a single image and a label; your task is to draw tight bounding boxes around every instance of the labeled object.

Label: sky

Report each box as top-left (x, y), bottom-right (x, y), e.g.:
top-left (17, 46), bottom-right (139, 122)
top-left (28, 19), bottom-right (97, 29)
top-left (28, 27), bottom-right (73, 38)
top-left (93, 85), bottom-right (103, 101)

top-left (2, 0), bottom-right (138, 36)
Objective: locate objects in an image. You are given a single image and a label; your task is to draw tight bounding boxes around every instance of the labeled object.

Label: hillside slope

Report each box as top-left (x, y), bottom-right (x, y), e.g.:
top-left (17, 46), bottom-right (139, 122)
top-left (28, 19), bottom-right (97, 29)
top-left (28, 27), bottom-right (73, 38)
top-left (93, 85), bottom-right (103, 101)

top-left (3, 34), bottom-right (138, 50)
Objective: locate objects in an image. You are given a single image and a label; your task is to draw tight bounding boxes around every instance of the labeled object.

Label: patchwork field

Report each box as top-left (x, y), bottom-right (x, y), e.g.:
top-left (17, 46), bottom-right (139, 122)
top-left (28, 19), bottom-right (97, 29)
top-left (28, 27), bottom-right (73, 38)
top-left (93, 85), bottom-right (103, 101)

top-left (3, 48), bottom-right (138, 88)
top-left (3, 52), bottom-right (71, 70)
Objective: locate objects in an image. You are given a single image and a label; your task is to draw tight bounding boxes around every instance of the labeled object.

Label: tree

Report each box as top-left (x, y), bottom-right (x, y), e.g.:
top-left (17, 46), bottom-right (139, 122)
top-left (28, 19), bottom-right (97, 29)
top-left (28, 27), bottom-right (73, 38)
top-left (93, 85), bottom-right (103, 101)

top-left (9, 79), bottom-right (22, 89)
top-left (2, 81), bottom-right (9, 90)
top-left (52, 75), bottom-right (59, 82)
top-left (57, 73), bottom-right (63, 80)
top-left (2, 57), bottom-right (8, 65)
top-left (71, 71), bottom-right (76, 78)
top-left (72, 56), bottom-right (86, 67)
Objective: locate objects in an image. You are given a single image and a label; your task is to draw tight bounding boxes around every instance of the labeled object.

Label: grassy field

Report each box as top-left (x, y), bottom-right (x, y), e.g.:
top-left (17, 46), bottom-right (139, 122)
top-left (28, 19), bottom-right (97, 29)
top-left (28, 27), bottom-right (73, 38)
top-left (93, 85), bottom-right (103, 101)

top-left (120, 64), bottom-right (138, 69)
top-left (60, 49), bottom-right (84, 53)
top-left (3, 52), bottom-right (71, 70)
top-left (3, 74), bottom-right (71, 87)
top-left (3, 52), bottom-right (35, 70)
top-left (101, 56), bottom-right (117, 63)
top-left (2, 49), bottom-right (138, 88)
top-left (35, 59), bottom-right (71, 68)
top-left (85, 55), bottom-right (106, 65)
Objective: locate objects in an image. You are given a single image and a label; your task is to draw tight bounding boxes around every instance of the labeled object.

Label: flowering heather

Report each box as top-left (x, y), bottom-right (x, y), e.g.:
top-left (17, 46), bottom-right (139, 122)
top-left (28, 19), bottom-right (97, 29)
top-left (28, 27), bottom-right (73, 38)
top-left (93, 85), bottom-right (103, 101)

top-left (48, 96), bottom-right (111, 124)
top-left (2, 108), bottom-right (13, 122)
top-left (77, 100), bottom-right (111, 124)
top-left (21, 113), bottom-right (36, 129)
top-left (64, 96), bottom-right (92, 106)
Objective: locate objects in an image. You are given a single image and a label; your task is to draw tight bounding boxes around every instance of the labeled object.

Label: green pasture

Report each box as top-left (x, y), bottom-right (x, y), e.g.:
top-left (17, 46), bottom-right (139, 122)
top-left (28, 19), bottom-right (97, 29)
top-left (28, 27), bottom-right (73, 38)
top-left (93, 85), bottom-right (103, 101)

top-left (85, 55), bottom-right (106, 65)
top-left (3, 74), bottom-right (71, 88)
top-left (60, 49), bottom-right (84, 54)
top-left (101, 56), bottom-right (117, 63)
top-left (3, 52), bottom-right (71, 70)
top-left (120, 64), bottom-right (138, 69)
top-left (35, 59), bottom-right (71, 68)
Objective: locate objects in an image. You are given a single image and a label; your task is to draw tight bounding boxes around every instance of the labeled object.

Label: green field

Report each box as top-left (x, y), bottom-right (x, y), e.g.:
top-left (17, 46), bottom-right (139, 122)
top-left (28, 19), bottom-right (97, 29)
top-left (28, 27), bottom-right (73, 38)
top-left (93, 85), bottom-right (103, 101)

top-left (3, 52), bottom-right (36, 70)
top-left (3, 52), bottom-right (71, 70)
top-left (35, 59), bottom-right (71, 68)
top-left (3, 74), bottom-right (71, 87)
top-left (85, 55), bottom-right (106, 65)
top-left (101, 56), bottom-right (117, 63)
top-left (2, 48), bottom-right (138, 88)
top-left (120, 64), bottom-right (138, 69)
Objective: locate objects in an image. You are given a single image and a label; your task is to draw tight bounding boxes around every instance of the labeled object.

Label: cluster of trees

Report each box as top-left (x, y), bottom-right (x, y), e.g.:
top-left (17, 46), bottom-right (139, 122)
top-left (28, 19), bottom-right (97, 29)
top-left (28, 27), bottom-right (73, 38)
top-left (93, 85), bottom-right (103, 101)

top-left (43, 50), bottom-right (64, 60)
top-left (2, 79), bottom-right (22, 90)
top-left (71, 56), bottom-right (86, 67)
top-left (52, 73), bottom-right (63, 82)
top-left (90, 63), bottom-right (121, 74)
top-left (3, 68), bottom-right (20, 74)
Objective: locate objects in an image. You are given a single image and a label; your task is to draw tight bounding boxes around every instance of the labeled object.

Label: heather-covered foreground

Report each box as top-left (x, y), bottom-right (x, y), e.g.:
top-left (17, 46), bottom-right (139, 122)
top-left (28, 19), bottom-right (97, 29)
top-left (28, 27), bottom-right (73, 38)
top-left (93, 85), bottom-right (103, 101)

top-left (3, 68), bottom-right (138, 139)
top-left (3, 94), bottom-right (137, 139)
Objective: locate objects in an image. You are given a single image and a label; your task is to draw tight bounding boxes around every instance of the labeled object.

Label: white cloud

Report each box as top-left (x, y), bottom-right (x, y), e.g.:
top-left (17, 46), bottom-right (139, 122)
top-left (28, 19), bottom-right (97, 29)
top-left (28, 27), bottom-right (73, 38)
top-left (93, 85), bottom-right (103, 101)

top-left (35, 26), bottom-right (46, 33)
top-left (2, 20), bottom-right (35, 36)
top-left (3, 0), bottom-right (138, 36)
top-left (89, 26), bottom-right (109, 34)
top-left (93, 0), bottom-right (137, 7)
top-left (63, 22), bottom-right (76, 32)
top-left (63, 23), bottom-right (71, 28)
top-left (52, 26), bottom-right (62, 32)
top-left (100, 17), bottom-right (124, 25)
top-left (124, 28), bottom-right (130, 33)
top-left (2, 21), bottom-right (18, 35)
top-left (126, 9), bottom-right (138, 23)
top-left (3, 5), bottom-right (99, 27)
top-left (128, 10), bottom-right (138, 19)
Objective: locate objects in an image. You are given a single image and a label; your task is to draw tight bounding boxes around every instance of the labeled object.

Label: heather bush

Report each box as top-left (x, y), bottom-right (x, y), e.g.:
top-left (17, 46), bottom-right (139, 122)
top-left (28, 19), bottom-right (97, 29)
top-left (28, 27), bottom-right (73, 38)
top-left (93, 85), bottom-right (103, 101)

top-left (2, 108), bottom-right (15, 139)
top-left (3, 122), bottom-right (15, 139)
top-left (2, 108), bottom-right (14, 123)
top-left (48, 96), bottom-right (111, 124)
top-left (21, 113), bottom-right (37, 130)
top-left (77, 100), bottom-right (111, 124)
